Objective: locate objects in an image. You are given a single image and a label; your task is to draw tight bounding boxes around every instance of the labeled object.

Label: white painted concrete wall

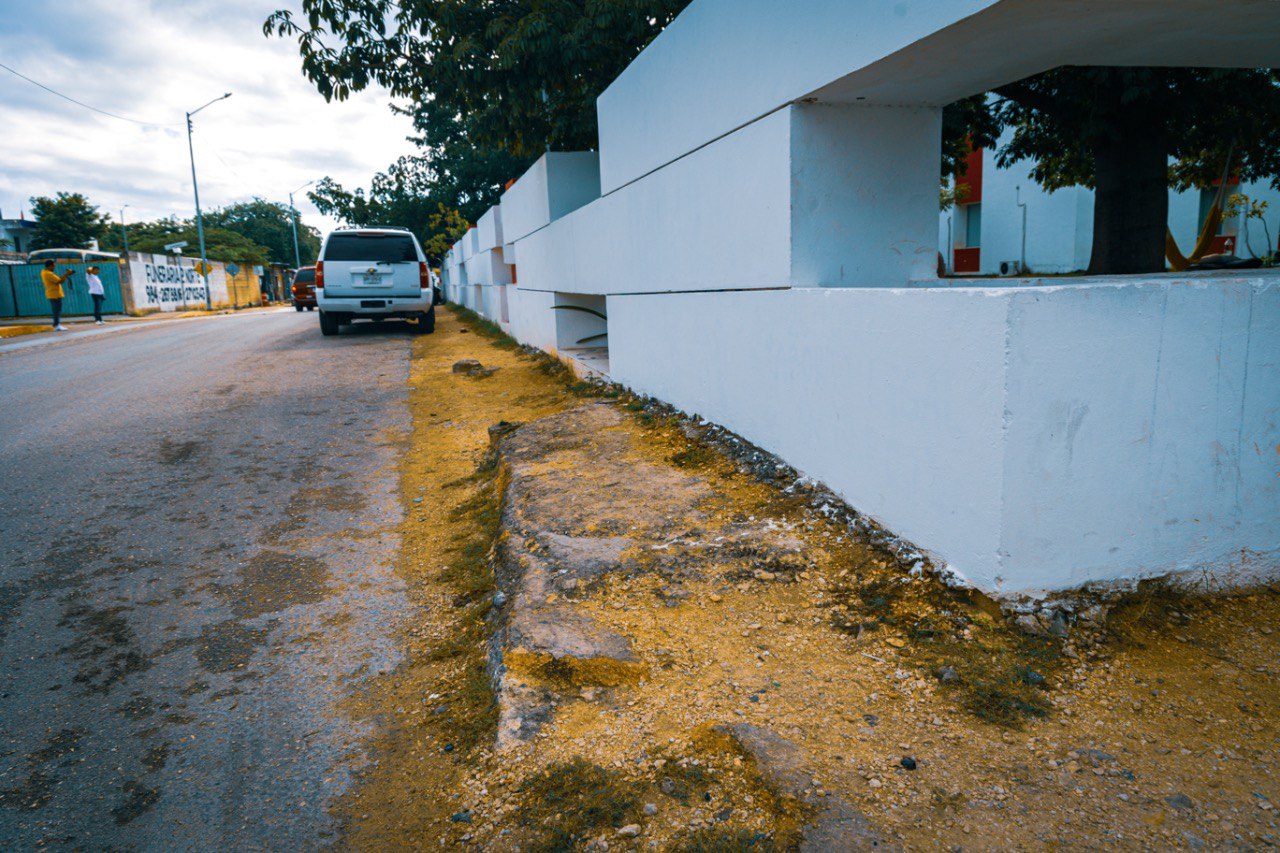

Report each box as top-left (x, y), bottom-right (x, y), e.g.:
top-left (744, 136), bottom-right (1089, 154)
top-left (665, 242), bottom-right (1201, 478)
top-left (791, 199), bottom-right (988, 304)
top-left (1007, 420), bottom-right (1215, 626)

top-left (596, 0), bottom-right (990, 194)
top-left (446, 0), bottom-right (1280, 597)
top-left (477, 205), bottom-right (504, 252)
top-left (122, 252), bottom-right (230, 312)
top-left (604, 276), bottom-right (1280, 595)
top-left (500, 153), bottom-right (602, 245)
top-left (999, 275), bottom-right (1280, 591)
top-left (514, 109), bottom-right (792, 295)
top-left (511, 102), bottom-right (946, 295)
top-left (598, 0), bottom-right (1280, 195)
top-left (791, 103), bottom-right (942, 286)
top-left (608, 286), bottom-right (1009, 582)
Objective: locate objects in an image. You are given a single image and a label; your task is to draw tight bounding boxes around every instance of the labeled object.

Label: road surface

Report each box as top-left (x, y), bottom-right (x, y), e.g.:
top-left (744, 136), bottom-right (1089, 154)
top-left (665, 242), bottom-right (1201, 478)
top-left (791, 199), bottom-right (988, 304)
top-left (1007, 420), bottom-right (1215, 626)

top-left (0, 310), bottom-right (417, 848)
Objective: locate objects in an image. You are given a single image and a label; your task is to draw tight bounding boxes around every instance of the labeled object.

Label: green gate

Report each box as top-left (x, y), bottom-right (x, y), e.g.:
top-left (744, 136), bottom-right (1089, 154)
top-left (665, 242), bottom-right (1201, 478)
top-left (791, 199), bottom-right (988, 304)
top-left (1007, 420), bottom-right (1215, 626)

top-left (0, 262), bottom-right (125, 317)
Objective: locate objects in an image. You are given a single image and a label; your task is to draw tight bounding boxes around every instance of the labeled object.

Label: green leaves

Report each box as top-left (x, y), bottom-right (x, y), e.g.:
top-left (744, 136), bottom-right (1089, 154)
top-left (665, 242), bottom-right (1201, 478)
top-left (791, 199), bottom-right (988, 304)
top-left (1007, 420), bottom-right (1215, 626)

top-left (28, 193), bottom-right (112, 251)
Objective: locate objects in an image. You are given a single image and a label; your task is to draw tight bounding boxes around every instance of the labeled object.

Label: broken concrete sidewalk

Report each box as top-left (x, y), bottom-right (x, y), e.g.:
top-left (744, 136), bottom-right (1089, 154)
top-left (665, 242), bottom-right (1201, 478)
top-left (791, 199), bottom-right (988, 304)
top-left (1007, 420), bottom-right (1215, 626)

top-left (485, 403), bottom-right (806, 749)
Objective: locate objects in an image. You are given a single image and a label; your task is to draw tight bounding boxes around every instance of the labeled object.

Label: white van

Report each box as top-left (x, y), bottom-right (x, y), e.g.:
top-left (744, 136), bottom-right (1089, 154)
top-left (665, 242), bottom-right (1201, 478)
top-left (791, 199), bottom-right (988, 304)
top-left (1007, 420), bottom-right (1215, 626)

top-left (314, 227), bottom-right (435, 336)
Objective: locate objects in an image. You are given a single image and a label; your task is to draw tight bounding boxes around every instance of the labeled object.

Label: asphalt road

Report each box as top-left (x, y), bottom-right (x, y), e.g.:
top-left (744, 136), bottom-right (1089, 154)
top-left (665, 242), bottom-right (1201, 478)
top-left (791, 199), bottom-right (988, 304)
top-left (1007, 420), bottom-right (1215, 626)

top-left (0, 310), bottom-right (418, 849)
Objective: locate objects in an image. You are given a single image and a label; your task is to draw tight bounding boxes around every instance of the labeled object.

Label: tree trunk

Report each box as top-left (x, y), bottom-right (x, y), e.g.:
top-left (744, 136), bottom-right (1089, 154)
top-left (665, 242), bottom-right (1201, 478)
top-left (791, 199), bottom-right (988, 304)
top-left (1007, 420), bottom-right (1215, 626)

top-left (1087, 120), bottom-right (1169, 275)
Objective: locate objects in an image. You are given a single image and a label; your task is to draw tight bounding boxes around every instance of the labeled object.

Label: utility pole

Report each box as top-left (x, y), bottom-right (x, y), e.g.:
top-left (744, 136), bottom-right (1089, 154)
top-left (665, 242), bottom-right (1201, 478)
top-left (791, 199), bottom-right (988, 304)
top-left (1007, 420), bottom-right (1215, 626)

top-left (119, 205), bottom-right (129, 255)
top-left (288, 180), bottom-right (315, 269)
top-left (1016, 185), bottom-right (1028, 274)
top-left (186, 92), bottom-right (231, 310)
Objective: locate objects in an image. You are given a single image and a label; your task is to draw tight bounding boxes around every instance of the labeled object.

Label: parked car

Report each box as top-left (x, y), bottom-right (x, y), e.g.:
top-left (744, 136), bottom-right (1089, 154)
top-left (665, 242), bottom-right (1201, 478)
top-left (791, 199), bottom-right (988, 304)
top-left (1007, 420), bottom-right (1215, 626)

top-left (291, 266), bottom-right (317, 311)
top-left (314, 228), bottom-right (435, 336)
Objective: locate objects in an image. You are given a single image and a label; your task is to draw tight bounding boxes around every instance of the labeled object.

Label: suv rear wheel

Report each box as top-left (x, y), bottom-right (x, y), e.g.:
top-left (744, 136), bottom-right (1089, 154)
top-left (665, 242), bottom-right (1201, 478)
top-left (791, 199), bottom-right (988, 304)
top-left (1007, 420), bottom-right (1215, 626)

top-left (319, 310), bottom-right (341, 336)
top-left (414, 306), bottom-right (436, 335)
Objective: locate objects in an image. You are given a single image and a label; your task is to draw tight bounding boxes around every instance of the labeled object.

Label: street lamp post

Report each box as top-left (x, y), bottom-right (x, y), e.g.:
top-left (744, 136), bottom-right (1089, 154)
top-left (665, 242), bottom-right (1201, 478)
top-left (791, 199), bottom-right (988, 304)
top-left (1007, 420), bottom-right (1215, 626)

top-left (288, 180), bottom-right (314, 269)
top-left (119, 204), bottom-right (129, 255)
top-left (185, 92), bottom-right (231, 310)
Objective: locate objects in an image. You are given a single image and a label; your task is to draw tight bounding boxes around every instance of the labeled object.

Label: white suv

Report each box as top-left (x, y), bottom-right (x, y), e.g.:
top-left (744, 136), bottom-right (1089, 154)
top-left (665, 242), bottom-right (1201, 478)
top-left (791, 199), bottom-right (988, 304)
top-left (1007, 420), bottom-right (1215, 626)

top-left (315, 227), bottom-right (436, 336)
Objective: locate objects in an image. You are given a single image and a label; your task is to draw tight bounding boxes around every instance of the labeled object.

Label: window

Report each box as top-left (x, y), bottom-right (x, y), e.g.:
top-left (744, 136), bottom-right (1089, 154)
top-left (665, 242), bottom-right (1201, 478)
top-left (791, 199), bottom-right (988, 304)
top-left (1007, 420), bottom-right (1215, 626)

top-left (964, 203), bottom-right (982, 248)
top-left (323, 234), bottom-right (417, 263)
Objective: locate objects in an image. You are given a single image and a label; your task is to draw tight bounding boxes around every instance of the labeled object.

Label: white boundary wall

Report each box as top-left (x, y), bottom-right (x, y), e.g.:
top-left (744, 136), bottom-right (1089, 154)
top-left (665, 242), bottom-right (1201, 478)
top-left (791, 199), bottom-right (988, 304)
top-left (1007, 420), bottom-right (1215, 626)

top-left (121, 252), bottom-right (230, 312)
top-left (606, 277), bottom-right (1280, 596)
top-left (437, 0), bottom-right (1280, 598)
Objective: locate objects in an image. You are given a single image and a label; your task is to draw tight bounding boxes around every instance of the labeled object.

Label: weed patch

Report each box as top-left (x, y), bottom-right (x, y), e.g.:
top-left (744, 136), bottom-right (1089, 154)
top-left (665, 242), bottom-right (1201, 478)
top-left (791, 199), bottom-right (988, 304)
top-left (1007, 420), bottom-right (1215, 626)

top-left (829, 569), bottom-right (1061, 728)
top-left (425, 459), bottom-right (504, 750)
top-left (514, 758), bottom-right (643, 851)
top-left (682, 827), bottom-right (779, 851)
top-left (1105, 577), bottom-right (1200, 642)
top-left (449, 305), bottom-right (517, 349)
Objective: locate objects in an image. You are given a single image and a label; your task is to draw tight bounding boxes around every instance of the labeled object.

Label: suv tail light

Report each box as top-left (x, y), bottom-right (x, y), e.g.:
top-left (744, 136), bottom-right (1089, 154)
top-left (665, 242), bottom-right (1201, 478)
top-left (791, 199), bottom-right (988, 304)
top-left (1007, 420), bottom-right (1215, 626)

top-left (315, 262), bottom-right (324, 289)
top-left (419, 262), bottom-right (430, 290)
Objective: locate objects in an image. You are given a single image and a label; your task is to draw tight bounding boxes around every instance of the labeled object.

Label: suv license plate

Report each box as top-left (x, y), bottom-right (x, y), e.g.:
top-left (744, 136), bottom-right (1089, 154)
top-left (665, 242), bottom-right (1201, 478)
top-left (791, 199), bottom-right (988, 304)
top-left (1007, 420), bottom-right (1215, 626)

top-left (362, 274), bottom-right (381, 286)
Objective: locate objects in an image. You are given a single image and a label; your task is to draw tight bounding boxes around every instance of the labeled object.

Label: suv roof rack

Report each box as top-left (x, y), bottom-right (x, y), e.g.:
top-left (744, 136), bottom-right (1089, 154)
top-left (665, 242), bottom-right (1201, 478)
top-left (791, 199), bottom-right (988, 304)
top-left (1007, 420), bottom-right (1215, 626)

top-left (335, 225), bottom-right (412, 232)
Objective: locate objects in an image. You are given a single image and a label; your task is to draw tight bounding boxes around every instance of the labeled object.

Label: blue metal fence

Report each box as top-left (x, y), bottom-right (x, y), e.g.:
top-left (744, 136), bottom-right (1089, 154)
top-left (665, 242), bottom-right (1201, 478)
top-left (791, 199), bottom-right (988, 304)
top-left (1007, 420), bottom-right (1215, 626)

top-left (0, 262), bottom-right (124, 317)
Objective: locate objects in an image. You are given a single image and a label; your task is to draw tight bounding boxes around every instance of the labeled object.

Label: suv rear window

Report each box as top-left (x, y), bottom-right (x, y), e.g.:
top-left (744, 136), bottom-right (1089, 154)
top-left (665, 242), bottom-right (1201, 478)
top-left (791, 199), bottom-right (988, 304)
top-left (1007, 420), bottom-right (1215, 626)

top-left (323, 234), bottom-right (418, 263)
top-left (293, 269), bottom-right (315, 284)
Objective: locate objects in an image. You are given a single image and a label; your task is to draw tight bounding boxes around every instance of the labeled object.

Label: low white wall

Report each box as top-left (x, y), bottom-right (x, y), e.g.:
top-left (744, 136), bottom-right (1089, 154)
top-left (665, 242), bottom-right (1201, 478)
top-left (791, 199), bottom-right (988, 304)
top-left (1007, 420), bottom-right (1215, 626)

top-left (601, 275), bottom-right (1280, 596)
top-left (607, 286), bottom-right (1009, 587)
top-left (122, 252), bottom-right (230, 312)
top-left (999, 275), bottom-right (1280, 591)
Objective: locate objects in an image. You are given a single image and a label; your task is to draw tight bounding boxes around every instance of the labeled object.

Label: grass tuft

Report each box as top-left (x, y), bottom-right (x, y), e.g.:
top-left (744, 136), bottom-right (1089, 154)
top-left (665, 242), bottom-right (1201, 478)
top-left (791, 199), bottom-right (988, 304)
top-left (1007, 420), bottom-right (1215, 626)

top-left (829, 568), bottom-right (1062, 728)
top-left (682, 827), bottom-right (779, 851)
top-left (449, 304), bottom-right (517, 349)
top-left (514, 758), bottom-right (642, 852)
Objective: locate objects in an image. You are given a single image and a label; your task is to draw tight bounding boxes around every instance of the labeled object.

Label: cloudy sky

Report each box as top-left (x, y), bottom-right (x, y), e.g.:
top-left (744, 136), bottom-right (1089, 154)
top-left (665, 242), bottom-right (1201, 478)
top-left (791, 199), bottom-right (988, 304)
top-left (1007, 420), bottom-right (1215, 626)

top-left (0, 0), bottom-right (418, 236)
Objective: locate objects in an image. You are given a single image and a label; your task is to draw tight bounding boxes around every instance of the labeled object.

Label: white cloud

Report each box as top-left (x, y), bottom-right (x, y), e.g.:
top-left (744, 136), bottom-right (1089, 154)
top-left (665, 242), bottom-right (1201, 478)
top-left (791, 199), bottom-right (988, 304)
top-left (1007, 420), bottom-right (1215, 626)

top-left (0, 0), bottom-right (418, 238)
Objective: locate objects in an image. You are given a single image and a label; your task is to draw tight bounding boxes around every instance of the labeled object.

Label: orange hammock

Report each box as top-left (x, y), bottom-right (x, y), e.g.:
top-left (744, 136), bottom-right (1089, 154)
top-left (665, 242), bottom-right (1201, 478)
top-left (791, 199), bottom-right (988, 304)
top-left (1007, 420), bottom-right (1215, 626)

top-left (1166, 146), bottom-right (1234, 272)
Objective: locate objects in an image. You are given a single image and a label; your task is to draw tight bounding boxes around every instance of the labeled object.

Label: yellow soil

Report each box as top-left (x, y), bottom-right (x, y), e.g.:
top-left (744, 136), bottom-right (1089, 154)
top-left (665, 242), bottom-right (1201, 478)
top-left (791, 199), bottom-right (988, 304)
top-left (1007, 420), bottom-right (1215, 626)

top-left (335, 309), bottom-right (572, 848)
top-left (0, 325), bottom-right (52, 338)
top-left (340, 307), bottom-right (1280, 850)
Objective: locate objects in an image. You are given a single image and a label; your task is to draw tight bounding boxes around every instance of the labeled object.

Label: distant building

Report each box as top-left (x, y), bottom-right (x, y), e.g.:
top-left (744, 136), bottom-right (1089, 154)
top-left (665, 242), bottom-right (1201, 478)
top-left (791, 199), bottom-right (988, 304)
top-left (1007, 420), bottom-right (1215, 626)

top-left (0, 217), bottom-right (37, 256)
top-left (941, 135), bottom-right (1280, 275)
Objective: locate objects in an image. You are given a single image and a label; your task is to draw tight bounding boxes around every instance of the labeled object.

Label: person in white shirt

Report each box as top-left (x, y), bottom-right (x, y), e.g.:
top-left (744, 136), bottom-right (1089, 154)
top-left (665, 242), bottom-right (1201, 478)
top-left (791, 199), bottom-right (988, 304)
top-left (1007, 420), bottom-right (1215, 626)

top-left (86, 266), bottom-right (105, 324)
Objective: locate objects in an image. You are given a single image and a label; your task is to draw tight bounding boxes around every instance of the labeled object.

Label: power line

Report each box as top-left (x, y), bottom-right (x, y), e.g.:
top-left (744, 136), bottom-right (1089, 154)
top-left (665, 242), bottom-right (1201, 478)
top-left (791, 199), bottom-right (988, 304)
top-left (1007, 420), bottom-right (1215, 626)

top-left (0, 61), bottom-right (182, 127)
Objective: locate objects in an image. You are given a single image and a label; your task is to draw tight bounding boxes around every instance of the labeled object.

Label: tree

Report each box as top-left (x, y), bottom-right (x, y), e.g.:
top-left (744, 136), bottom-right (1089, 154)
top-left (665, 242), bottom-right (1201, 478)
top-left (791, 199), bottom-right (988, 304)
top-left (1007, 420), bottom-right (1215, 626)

top-left (422, 203), bottom-right (472, 261)
top-left (101, 216), bottom-right (271, 266)
top-left (983, 68), bottom-right (1280, 274)
top-left (267, 0), bottom-right (688, 260)
top-left (308, 147), bottom-right (524, 262)
top-left (205, 198), bottom-right (321, 266)
top-left (266, 0), bottom-right (689, 158)
top-left (29, 192), bottom-right (111, 250)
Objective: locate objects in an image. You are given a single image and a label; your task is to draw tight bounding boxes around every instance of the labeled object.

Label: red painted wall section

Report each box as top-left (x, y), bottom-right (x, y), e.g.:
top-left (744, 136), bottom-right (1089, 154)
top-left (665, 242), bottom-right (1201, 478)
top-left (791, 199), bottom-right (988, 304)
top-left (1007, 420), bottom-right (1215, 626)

top-left (953, 247), bottom-right (981, 273)
top-left (960, 147), bottom-right (984, 205)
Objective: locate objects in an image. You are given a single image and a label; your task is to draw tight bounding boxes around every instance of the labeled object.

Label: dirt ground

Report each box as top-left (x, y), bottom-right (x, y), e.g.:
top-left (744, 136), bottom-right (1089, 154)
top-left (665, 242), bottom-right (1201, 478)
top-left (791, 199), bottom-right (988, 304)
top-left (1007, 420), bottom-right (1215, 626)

top-left (337, 307), bottom-right (1279, 851)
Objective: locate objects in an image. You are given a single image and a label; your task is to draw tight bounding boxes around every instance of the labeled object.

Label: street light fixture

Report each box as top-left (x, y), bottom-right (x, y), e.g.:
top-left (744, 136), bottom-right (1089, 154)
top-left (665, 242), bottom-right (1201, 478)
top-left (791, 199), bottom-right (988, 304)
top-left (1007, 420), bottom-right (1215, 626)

top-left (186, 92), bottom-right (231, 310)
top-left (288, 180), bottom-right (315, 269)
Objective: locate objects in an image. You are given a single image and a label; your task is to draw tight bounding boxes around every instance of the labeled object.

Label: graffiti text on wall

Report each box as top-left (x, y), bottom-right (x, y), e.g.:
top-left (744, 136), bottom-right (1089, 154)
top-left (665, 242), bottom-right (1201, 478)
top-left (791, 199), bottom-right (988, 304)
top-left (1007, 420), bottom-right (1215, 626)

top-left (140, 262), bottom-right (207, 306)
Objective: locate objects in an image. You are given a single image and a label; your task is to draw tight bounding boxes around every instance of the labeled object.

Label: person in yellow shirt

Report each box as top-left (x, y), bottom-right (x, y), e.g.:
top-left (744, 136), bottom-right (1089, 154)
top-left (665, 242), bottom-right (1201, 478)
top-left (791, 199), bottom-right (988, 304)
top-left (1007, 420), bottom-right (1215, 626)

top-left (41, 260), bottom-right (75, 331)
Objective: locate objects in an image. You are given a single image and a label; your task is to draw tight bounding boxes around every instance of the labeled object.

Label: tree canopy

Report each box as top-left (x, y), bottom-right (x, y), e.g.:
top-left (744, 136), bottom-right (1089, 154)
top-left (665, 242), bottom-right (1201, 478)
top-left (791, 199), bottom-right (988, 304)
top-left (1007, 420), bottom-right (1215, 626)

top-left (205, 198), bottom-right (322, 266)
top-left (29, 193), bottom-right (111, 251)
top-left (99, 216), bottom-right (272, 266)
